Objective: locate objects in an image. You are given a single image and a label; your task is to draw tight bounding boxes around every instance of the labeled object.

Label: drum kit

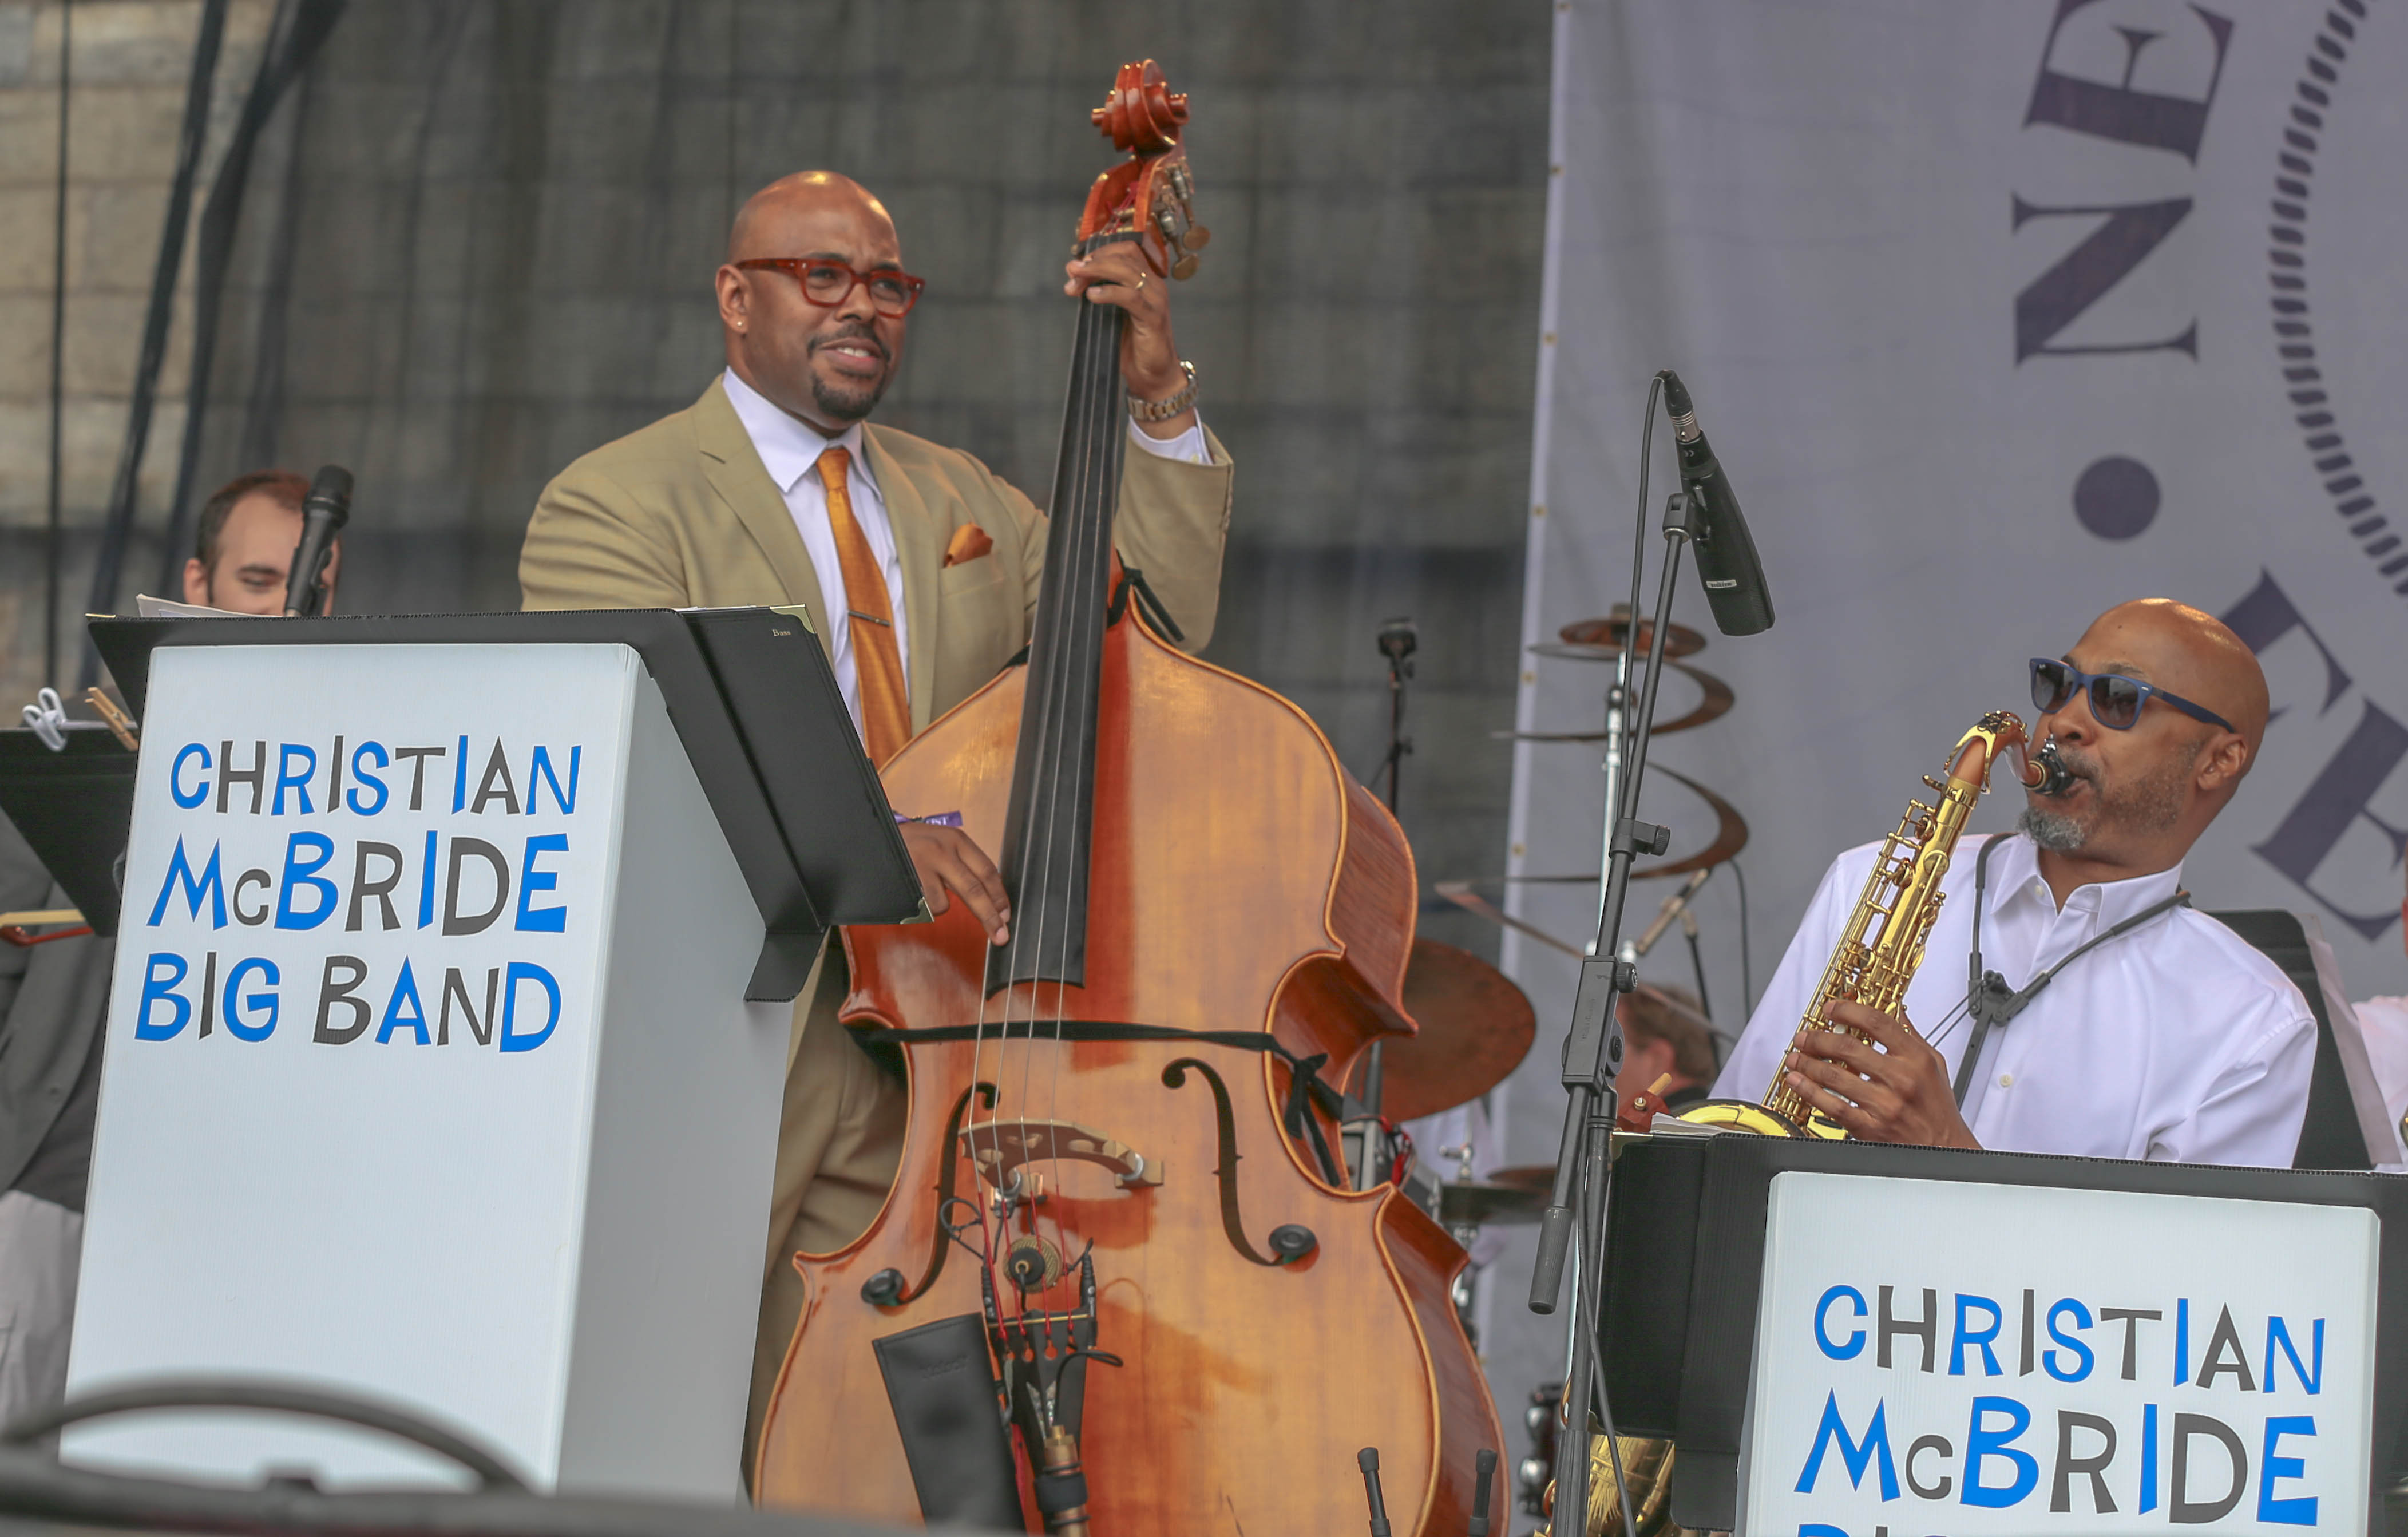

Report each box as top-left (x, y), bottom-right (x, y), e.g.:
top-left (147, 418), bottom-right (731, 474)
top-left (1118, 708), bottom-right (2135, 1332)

top-left (1361, 608), bottom-right (1751, 1243)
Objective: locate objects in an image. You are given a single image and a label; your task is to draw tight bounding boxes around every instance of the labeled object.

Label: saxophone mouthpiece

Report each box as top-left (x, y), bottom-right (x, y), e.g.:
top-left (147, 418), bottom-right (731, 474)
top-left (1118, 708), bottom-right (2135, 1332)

top-left (2027, 739), bottom-right (2078, 798)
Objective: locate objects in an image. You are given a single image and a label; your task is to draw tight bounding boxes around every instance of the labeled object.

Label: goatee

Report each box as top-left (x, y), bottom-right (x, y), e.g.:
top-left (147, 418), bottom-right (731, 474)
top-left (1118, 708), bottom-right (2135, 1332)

top-left (2019, 803), bottom-right (2086, 851)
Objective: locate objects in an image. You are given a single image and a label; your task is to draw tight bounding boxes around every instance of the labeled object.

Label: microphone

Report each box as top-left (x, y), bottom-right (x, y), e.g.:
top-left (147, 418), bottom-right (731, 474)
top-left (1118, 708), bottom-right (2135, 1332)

top-left (1657, 371), bottom-right (1774, 636)
top-left (283, 465), bottom-right (353, 618)
top-left (1626, 867), bottom-right (1710, 960)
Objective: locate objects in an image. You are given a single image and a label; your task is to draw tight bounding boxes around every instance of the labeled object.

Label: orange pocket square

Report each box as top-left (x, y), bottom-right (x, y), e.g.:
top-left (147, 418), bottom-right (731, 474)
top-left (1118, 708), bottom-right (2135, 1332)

top-left (943, 524), bottom-right (995, 567)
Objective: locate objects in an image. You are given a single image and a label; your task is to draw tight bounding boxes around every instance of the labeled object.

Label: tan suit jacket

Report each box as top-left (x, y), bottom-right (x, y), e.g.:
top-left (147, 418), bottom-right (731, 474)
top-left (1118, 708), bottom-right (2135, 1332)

top-left (522, 377), bottom-right (1232, 718)
top-left (518, 375), bottom-right (1233, 1475)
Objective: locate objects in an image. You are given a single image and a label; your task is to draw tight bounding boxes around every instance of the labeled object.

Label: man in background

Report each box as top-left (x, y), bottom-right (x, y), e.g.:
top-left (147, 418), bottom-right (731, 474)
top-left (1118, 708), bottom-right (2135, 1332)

top-left (2346, 872), bottom-right (2408, 1164)
top-left (1615, 984), bottom-right (1717, 1113)
top-left (179, 469), bottom-right (343, 615)
top-left (0, 817), bottom-right (112, 1435)
top-left (0, 466), bottom-right (344, 1432)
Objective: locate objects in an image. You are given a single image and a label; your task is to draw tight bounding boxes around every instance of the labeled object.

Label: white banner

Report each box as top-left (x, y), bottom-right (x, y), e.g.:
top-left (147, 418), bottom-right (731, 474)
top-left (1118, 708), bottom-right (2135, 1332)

top-left (1511, 0), bottom-right (2408, 1074)
top-left (1744, 1172), bottom-right (2378, 1535)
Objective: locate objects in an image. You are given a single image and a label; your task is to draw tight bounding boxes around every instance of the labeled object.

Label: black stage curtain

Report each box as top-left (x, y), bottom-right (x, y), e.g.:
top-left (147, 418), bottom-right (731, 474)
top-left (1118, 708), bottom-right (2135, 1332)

top-left (159, 0), bottom-right (1548, 952)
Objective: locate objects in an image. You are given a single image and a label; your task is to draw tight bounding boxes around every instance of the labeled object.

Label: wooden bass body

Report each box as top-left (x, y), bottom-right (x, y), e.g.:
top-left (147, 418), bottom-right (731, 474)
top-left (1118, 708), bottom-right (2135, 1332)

top-left (753, 612), bottom-right (1500, 1534)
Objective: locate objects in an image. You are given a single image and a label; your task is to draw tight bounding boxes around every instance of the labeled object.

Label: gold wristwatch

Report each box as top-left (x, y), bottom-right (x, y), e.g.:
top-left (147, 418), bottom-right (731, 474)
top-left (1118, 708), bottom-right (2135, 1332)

top-left (1127, 360), bottom-right (1198, 422)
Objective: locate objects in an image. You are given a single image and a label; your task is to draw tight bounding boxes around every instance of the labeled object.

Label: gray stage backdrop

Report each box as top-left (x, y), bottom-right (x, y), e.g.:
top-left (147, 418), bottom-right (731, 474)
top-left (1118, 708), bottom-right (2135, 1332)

top-left (1474, 0), bottom-right (2408, 1488)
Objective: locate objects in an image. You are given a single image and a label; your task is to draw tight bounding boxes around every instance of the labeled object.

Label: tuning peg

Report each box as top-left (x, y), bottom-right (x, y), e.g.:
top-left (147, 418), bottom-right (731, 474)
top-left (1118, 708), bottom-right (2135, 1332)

top-left (1181, 225), bottom-right (1211, 251)
top-left (1171, 252), bottom-right (1199, 280)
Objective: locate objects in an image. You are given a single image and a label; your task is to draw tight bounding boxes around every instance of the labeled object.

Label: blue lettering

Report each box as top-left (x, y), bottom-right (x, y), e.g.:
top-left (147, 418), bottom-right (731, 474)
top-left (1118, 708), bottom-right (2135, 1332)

top-left (2043, 1298), bottom-right (2095, 1383)
top-left (2259, 1416), bottom-right (2316, 1526)
top-left (169, 743), bottom-right (212, 808)
top-left (1962, 1397), bottom-right (2038, 1508)
top-left (222, 957), bottom-right (279, 1041)
top-left (1952, 1293), bottom-right (2004, 1376)
top-left (2176, 1297), bottom-right (2190, 1385)
top-left (516, 834), bottom-right (568, 932)
top-left (500, 961), bottom-right (561, 1053)
top-left (376, 959), bottom-right (430, 1044)
top-left (418, 830), bottom-right (437, 928)
top-left (1800, 1528), bottom-right (1850, 1536)
top-left (452, 735), bottom-right (468, 811)
top-left (2266, 1317), bottom-right (2323, 1395)
top-left (136, 953), bottom-right (191, 1039)
top-left (275, 832), bottom-right (339, 929)
top-left (529, 745), bottom-right (580, 814)
top-left (1794, 1392), bottom-right (1898, 1501)
top-left (2141, 1404), bottom-right (2160, 1513)
top-left (1815, 1285), bottom-right (1868, 1360)
top-left (273, 743), bottom-right (317, 814)
top-left (146, 837), bottom-right (228, 929)
top-left (347, 741), bottom-right (390, 815)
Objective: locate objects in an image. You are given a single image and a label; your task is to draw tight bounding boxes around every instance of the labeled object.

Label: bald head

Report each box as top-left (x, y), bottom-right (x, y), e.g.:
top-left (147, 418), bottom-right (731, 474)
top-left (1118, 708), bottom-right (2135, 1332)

top-left (2018, 597), bottom-right (2269, 894)
top-left (2077, 599), bottom-right (2270, 763)
top-left (728, 171), bottom-right (893, 263)
top-left (715, 170), bottom-right (909, 432)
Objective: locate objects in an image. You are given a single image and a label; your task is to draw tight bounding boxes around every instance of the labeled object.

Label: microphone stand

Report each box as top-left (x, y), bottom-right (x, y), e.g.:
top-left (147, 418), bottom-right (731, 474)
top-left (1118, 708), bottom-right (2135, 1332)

top-left (1527, 375), bottom-right (1699, 1537)
top-left (1351, 618), bottom-right (1416, 1187)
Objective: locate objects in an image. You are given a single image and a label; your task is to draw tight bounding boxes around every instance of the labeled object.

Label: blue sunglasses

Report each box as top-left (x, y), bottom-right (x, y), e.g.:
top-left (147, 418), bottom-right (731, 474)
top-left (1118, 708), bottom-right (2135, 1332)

top-left (2030, 657), bottom-right (2233, 733)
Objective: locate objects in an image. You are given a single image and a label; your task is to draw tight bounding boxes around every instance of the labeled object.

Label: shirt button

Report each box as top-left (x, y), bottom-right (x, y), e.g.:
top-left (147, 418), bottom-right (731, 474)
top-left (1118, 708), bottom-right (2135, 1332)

top-left (1998, 1073), bottom-right (2014, 1088)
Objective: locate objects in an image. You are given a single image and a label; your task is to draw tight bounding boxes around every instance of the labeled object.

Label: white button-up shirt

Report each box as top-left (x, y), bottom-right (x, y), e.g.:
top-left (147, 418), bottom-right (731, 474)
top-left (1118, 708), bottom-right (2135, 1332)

top-left (720, 367), bottom-right (1210, 734)
top-left (1712, 833), bottom-right (2316, 1167)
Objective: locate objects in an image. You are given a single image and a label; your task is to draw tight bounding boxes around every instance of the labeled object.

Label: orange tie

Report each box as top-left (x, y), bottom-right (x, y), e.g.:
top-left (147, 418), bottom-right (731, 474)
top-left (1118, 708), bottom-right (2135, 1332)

top-left (818, 446), bottom-right (910, 763)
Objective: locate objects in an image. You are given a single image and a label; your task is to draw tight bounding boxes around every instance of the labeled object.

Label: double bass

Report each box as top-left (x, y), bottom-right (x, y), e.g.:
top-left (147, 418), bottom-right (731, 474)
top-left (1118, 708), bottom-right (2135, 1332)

top-left (754, 61), bottom-right (1502, 1535)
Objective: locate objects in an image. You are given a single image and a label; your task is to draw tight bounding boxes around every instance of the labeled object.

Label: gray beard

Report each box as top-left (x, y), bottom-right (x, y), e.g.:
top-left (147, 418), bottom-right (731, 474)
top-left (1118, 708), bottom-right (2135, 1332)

top-left (2018, 803), bottom-right (2086, 851)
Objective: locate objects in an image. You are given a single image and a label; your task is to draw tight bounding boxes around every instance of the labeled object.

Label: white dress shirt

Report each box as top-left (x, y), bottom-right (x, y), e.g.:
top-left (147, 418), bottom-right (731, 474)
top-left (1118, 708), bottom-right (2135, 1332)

top-left (721, 367), bottom-right (1209, 734)
top-left (1712, 833), bottom-right (2316, 1167)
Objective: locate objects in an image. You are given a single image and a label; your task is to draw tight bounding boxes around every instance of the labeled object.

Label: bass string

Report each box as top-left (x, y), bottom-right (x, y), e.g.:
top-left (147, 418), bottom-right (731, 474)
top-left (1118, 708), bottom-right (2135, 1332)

top-left (1044, 290), bottom-right (1127, 1281)
top-left (1033, 286), bottom-right (1122, 1284)
top-left (1004, 279), bottom-right (1116, 1302)
top-left (975, 267), bottom-right (1104, 1294)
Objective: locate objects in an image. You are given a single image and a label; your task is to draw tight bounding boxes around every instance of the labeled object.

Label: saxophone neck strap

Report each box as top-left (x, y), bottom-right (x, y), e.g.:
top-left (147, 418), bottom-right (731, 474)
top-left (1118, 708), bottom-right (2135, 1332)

top-left (1951, 834), bottom-right (2191, 1108)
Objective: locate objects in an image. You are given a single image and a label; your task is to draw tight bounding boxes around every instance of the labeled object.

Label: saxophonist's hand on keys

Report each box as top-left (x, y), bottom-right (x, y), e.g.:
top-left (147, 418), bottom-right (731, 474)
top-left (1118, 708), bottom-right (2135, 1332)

top-left (1784, 1000), bottom-right (1981, 1150)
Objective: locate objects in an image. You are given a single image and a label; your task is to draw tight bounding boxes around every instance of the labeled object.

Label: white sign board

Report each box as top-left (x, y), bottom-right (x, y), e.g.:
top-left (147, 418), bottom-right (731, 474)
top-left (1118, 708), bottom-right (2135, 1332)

top-left (1742, 1172), bottom-right (2379, 1536)
top-left (67, 642), bottom-right (783, 1499)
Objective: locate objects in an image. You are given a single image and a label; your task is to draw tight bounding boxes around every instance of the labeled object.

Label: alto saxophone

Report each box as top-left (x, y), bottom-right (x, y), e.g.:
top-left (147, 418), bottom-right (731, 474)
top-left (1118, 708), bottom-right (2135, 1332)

top-left (1543, 711), bottom-right (2051, 1537)
top-left (1681, 708), bottom-right (2045, 1139)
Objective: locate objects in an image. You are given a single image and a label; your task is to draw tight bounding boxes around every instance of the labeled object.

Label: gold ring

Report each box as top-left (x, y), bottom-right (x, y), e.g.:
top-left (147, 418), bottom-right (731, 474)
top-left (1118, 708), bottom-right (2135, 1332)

top-left (1136, 275), bottom-right (1147, 293)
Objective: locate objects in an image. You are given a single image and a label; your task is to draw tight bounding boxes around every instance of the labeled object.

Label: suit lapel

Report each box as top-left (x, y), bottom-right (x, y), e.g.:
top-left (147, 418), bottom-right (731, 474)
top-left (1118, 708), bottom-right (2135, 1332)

top-left (691, 378), bottom-right (831, 642)
top-left (865, 424), bottom-right (942, 731)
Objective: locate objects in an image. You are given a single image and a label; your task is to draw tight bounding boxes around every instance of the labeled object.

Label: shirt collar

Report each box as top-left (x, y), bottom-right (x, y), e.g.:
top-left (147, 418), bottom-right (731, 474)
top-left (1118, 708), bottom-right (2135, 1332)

top-left (1986, 831), bottom-right (2185, 927)
top-left (720, 367), bottom-right (872, 496)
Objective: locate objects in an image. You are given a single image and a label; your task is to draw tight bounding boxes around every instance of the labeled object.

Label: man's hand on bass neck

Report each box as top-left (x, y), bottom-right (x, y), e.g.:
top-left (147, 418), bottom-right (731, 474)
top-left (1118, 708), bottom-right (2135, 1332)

top-left (1783, 1000), bottom-right (1982, 1150)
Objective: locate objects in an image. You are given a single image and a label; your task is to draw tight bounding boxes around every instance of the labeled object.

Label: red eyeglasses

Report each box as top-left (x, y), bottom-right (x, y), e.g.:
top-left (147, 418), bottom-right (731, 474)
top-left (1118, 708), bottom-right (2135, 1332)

top-left (735, 259), bottom-right (926, 317)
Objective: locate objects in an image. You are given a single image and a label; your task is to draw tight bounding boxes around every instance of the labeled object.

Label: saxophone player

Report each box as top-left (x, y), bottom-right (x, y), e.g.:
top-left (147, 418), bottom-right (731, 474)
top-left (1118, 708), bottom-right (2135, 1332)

top-left (1712, 599), bottom-right (2315, 1165)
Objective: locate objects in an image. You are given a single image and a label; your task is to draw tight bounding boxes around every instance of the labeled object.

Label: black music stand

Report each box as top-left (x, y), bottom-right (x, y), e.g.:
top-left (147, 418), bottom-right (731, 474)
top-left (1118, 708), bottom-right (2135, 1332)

top-left (87, 605), bottom-right (921, 999)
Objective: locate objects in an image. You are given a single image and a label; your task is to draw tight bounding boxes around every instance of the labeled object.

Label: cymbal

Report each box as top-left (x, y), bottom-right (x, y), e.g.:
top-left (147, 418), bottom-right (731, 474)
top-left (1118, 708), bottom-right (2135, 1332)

top-left (1555, 607), bottom-right (1708, 658)
top-left (1494, 660), bottom-right (1734, 738)
top-left (1483, 1163), bottom-right (1556, 1192)
top-left (1356, 938), bottom-right (1536, 1122)
top-left (1436, 1178), bottom-right (1548, 1227)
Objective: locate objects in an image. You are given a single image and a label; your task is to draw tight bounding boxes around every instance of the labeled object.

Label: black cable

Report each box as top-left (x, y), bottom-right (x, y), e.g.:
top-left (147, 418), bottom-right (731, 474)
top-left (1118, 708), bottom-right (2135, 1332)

top-left (1730, 855), bottom-right (1754, 1019)
top-left (0, 1380), bottom-right (525, 1491)
top-left (43, 0), bottom-right (70, 687)
top-left (80, 0), bottom-right (229, 682)
top-left (155, 0), bottom-right (350, 597)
